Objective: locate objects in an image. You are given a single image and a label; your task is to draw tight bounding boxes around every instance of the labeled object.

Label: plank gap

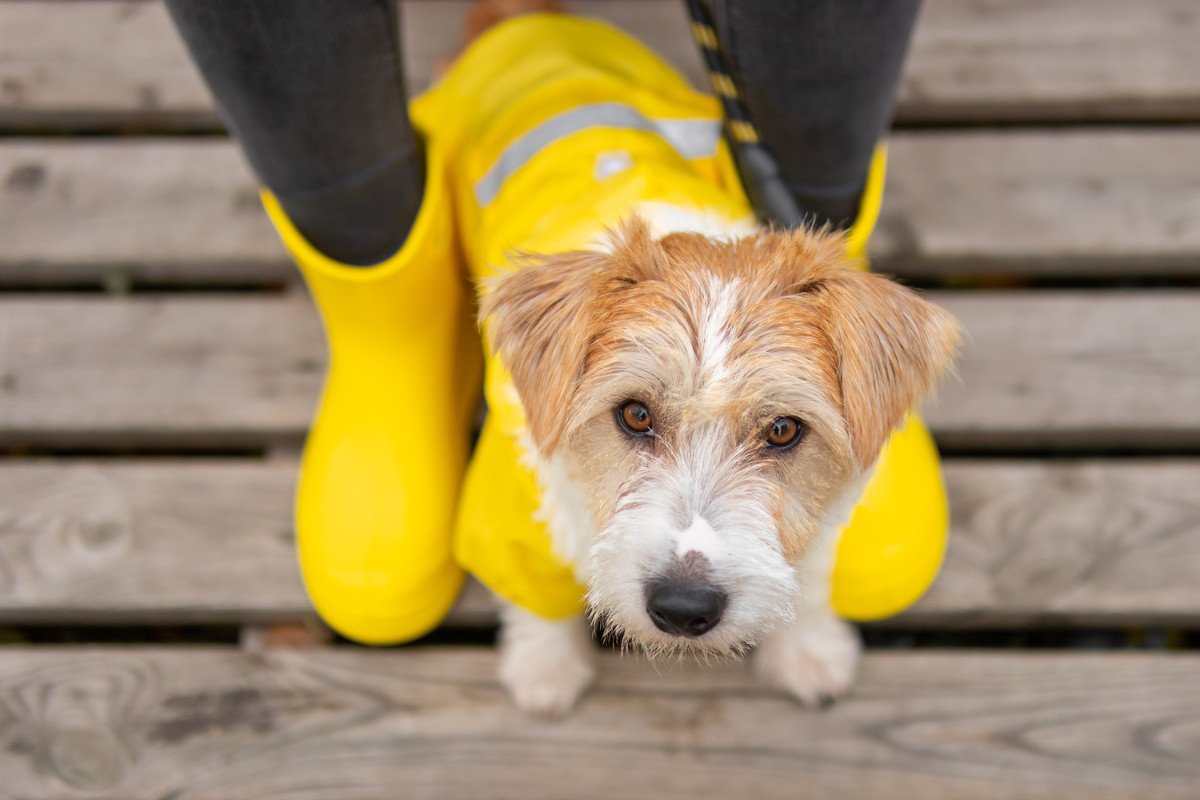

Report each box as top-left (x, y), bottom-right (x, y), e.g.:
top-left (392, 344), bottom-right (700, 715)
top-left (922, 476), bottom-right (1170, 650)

top-left (10, 117), bottom-right (1200, 139)
top-left (3, 624), bottom-right (1198, 652)
top-left (0, 445), bottom-right (272, 460)
top-left (900, 275), bottom-right (1200, 291)
top-left (934, 445), bottom-right (1200, 460)
top-left (10, 438), bottom-right (1200, 460)
top-left (0, 124), bottom-right (230, 138)
top-left (0, 281), bottom-right (294, 296)
top-left (892, 117), bottom-right (1200, 131)
top-left (9, 271), bottom-right (1200, 295)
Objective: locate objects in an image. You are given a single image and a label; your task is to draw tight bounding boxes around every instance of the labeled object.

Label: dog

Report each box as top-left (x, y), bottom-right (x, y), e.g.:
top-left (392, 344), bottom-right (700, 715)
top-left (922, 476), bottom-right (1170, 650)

top-left (438, 0), bottom-right (961, 716)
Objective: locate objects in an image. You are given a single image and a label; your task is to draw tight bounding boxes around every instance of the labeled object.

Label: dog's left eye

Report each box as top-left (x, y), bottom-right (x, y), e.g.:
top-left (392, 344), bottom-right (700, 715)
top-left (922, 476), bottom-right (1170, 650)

top-left (616, 401), bottom-right (654, 437)
top-left (765, 416), bottom-right (805, 449)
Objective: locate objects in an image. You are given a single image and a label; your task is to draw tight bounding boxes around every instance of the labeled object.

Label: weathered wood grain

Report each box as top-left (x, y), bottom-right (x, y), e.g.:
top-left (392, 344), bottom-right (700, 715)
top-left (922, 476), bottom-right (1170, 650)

top-left (922, 460), bottom-right (1200, 625)
top-left (0, 140), bottom-right (289, 285)
top-left (0, 459), bottom-right (497, 625)
top-left (931, 292), bottom-right (1200, 448)
top-left (1, 460), bottom-right (1197, 625)
top-left (0, 295), bottom-right (323, 445)
top-left (901, 0), bottom-right (1200, 122)
top-left (3, 292), bottom-right (1198, 448)
top-left (880, 131), bottom-right (1200, 275)
top-left (3, 0), bottom-right (1199, 130)
top-left (0, 647), bottom-right (1196, 799)
top-left (0, 0), bottom-right (218, 131)
top-left (0, 460), bottom-right (304, 622)
top-left (5, 131), bottom-right (1200, 285)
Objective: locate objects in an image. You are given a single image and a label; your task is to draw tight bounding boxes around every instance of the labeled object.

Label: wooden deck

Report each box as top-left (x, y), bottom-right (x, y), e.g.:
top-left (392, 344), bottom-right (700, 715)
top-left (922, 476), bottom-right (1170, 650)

top-left (1, 1), bottom-right (1199, 797)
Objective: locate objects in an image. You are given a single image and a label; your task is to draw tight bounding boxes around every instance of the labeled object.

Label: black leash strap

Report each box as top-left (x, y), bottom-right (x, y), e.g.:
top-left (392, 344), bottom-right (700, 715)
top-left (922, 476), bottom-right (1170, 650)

top-left (683, 0), bottom-right (804, 228)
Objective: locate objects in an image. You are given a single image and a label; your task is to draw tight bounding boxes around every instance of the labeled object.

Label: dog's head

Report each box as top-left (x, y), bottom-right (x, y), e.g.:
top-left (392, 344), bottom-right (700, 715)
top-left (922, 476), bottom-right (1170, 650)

top-left (483, 218), bottom-right (960, 655)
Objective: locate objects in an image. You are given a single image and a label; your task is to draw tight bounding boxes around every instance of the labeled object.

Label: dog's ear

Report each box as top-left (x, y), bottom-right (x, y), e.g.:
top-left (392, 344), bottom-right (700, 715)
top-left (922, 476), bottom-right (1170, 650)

top-left (481, 249), bottom-right (614, 454)
top-left (815, 271), bottom-right (961, 468)
top-left (482, 218), bottom-right (662, 453)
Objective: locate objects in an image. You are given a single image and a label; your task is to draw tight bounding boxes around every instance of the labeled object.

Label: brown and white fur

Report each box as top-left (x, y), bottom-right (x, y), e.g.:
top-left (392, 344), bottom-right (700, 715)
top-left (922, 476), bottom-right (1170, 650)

top-left (464, 1), bottom-right (961, 716)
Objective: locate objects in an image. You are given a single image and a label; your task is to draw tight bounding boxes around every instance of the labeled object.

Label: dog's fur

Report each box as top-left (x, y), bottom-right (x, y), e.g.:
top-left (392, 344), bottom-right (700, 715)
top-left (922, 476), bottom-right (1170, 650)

top-left (462, 2), bottom-right (961, 716)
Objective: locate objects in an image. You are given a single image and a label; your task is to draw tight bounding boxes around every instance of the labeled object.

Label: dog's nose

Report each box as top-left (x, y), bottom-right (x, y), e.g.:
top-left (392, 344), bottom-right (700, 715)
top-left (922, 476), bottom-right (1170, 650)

top-left (645, 580), bottom-right (727, 637)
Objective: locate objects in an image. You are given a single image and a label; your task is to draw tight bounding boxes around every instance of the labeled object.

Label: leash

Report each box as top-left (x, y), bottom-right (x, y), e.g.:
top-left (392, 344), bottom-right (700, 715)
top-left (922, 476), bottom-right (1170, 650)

top-left (683, 0), bottom-right (804, 228)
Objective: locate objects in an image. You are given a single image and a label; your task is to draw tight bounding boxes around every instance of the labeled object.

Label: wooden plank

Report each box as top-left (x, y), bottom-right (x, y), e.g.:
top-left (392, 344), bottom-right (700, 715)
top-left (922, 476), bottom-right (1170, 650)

top-left (881, 131), bottom-right (1200, 276)
top-left (920, 460), bottom-right (1200, 625)
top-left (0, 0), bottom-right (219, 132)
top-left (0, 647), bottom-right (1196, 799)
top-left (0, 295), bottom-right (323, 446)
top-left (4, 1), bottom-right (1200, 130)
top-left (901, 0), bottom-right (1200, 122)
top-left (0, 460), bottom-right (305, 623)
top-left (931, 292), bottom-right (1200, 449)
top-left (2, 460), bottom-right (1197, 626)
top-left (0, 459), bottom-right (496, 625)
top-left (3, 292), bottom-right (1198, 448)
top-left (0, 140), bottom-right (290, 286)
top-left (5, 131), bottom-right (1200, 284)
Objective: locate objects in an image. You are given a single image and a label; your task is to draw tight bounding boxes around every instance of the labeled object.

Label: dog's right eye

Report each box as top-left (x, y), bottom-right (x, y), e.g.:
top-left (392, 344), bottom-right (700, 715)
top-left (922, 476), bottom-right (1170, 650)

top-left (616, 401), bottom-right (654, 437)
top-left (765, 416), bottom-right (805, 450)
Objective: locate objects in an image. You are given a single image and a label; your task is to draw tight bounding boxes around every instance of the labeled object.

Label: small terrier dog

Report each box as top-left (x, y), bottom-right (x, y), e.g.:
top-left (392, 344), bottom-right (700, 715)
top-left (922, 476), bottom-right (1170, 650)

top-left (455, 1), bottom-right (961, 716)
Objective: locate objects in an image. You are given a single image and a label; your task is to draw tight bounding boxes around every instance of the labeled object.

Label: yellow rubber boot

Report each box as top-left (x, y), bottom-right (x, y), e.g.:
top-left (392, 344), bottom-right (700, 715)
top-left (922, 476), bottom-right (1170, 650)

top-left (261, 159), bottom-right (479, 645)
top-left (829, 145), bottom-right (951, 621)
top-left (832, 414), bottom-right (948, 620)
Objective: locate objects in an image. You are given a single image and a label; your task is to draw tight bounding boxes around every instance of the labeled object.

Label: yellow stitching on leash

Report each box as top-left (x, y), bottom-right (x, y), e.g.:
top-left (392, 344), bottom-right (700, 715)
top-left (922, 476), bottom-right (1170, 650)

top-left (710, 72), bottom-right (737, 98)
top-left (728, 119), bottom-right (759, 144)
top-left (691, 21), bottom-right (718, 49)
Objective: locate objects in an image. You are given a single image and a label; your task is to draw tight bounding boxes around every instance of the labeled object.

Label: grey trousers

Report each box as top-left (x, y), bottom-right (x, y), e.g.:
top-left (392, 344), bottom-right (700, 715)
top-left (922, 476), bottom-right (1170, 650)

top-left (166, 0), bottom-right (921, 265)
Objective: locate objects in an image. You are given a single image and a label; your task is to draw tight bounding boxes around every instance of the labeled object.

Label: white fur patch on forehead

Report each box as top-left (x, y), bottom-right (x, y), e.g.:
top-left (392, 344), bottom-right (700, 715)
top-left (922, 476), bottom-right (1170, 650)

top-left (675, 516), bottom-right (725, 562)
top-left (581, 271), bottom-right (750, 410)
top-left (696, 274), bottom-right (742, 388)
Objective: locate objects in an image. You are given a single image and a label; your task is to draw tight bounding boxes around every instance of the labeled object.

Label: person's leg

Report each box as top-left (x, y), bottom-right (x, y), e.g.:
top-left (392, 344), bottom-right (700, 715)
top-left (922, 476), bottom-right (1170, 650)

top-left (707, 0), bottom-right (923, 229)
top-left (164, 0), bottom-right (424, 265)
top-left (166, 1), bottom-right (478, 645)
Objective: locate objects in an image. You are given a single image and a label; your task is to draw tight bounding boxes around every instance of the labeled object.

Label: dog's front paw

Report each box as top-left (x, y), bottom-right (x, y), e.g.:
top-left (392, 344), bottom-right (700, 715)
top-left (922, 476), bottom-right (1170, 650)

top-left (500, 645), bottom-right (596, 718)
top-left (498, 608), bottom-right (596, 718)
top-left (754, 614), bottom-right (861, 708)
